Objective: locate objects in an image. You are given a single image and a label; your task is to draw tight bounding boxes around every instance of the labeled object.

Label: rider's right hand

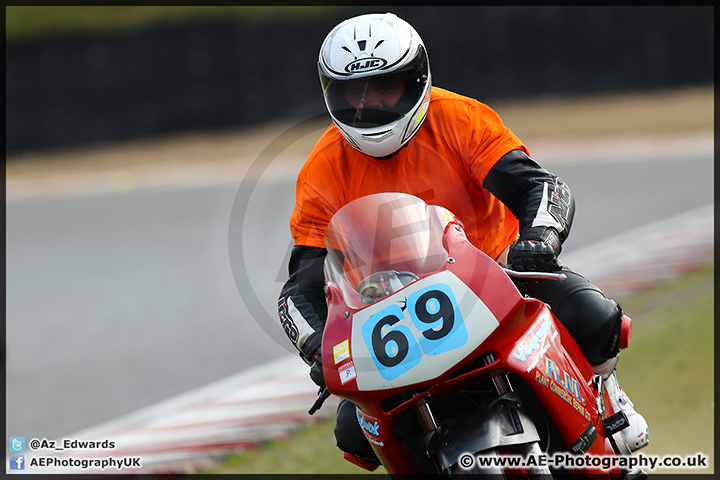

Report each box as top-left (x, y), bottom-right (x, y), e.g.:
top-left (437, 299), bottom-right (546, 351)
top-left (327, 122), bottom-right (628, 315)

top-left (508, 227), bottom-right (562, 272)
top-left (309, 351), bottom-right (326, 390)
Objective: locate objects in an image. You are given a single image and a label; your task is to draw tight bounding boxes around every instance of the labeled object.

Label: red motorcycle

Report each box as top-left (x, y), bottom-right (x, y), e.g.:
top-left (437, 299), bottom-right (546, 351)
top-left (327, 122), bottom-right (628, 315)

top-left (309, 192), bottom-right (645, 479)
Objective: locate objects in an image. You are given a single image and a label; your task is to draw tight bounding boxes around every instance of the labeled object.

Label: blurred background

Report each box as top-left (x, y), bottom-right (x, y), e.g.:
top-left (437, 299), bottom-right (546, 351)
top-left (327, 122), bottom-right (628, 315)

top-left (5, 5), bottom-right (714, 474)
top-left (6, 5), bottom-right (713, 153)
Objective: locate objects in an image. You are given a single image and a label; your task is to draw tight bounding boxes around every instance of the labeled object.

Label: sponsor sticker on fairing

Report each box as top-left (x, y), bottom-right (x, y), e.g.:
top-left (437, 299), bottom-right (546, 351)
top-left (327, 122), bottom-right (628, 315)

top-left (333, 339), bottom-right (351, 364)
top-left (338, 360), bottom-right (357, 384)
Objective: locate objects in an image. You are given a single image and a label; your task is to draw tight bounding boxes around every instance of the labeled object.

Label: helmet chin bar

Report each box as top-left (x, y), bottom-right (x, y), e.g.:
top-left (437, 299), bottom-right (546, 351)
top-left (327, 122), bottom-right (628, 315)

top-left (329, 110), bottom-right (428, 157)
top-left (362, 129), bottom-right (394, 141)
top-left (333, 86), bottom-right (431, 159)
top-left (338, 124), bottom-right (403, 158)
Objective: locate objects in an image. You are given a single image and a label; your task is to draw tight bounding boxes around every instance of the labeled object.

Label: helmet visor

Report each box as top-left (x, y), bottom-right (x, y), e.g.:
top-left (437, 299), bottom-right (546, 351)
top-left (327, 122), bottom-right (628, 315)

top-left (320, 47), bottom-right (429, 129)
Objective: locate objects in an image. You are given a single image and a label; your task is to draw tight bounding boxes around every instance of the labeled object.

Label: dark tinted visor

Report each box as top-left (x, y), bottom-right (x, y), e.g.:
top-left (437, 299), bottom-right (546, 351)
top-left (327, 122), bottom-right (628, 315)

top-left (320, 47), bottom-right (428, 128)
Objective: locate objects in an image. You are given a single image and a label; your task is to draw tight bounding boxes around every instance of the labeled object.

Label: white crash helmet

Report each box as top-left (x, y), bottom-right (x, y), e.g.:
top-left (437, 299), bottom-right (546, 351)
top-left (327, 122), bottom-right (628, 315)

top-left (318, 12), bottom-right (432, 158)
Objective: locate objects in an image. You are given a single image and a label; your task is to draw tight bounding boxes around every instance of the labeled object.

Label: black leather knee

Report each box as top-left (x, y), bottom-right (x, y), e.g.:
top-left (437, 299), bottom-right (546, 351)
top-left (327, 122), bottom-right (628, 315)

top-left (516, 269), bottom-right (622, 366)
top-left (553, 285), bottom-right (622, 365)
top-left (334, 399), bottom-right (380, 464)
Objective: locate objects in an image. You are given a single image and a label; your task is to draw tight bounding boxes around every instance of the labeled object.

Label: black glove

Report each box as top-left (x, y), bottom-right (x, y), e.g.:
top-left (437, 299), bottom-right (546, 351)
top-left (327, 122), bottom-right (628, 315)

top-left (508, 227), bottom-right (563, 272)
top-left (309, 351), bottom-right (326, 390)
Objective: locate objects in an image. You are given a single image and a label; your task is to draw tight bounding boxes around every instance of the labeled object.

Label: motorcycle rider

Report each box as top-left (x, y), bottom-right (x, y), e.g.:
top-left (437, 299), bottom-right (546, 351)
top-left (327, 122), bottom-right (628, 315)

top-left (277, 12), bottom-right (649, 466)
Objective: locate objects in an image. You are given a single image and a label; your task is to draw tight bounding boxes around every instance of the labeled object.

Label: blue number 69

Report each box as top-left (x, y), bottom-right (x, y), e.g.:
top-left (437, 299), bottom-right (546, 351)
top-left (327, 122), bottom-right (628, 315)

top-left (362, 284), bottom-right (467, 381)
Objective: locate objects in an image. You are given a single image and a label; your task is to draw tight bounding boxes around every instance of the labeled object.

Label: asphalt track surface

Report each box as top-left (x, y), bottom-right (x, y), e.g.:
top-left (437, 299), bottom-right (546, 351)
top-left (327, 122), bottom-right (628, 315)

top-left (5, 133), bottom-right (713, 446)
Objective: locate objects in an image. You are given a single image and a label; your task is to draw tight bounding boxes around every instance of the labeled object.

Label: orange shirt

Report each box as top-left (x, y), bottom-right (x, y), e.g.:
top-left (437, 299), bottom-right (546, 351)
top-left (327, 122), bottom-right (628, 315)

top-left (290, 87), bottom-right (528, 261)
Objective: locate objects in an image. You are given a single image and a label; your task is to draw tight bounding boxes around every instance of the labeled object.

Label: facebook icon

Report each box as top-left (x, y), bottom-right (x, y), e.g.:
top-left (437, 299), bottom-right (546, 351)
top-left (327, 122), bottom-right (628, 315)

top-left (9, 455), bottom-right (25, 470)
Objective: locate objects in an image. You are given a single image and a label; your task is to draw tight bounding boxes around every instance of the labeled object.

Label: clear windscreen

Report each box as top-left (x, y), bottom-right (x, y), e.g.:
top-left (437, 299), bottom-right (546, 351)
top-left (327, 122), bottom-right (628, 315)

top-left (323, 193), bottom-right (453, 308)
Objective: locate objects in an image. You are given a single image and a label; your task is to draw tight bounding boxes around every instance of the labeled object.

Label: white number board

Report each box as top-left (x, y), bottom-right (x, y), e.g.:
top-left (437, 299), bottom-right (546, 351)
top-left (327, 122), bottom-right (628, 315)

top-left (350, 270), bottom-right (500, 391)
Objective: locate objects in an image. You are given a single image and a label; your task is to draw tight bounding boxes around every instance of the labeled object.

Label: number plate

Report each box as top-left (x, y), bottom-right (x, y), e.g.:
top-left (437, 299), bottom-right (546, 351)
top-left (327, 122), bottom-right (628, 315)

top-left (351, 270), bottom-right (499, 391)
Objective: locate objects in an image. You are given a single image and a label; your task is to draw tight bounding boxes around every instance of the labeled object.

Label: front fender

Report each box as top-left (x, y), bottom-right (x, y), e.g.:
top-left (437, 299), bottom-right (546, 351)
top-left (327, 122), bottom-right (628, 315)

top-left (427, 392), bottom-right (541, 472)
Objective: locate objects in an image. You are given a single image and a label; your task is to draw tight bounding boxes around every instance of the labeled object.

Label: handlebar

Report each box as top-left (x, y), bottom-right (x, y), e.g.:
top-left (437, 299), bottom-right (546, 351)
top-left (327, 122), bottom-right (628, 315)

top-left (308, 388), bottom-right (330, 415)
top-left (502, 268), bottom-right (567, 282)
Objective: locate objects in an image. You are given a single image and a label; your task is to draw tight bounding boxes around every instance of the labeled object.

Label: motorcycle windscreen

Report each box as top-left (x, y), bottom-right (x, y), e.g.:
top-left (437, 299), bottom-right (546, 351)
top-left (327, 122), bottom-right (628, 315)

top-left (324, 193), bottom-right (450, 309)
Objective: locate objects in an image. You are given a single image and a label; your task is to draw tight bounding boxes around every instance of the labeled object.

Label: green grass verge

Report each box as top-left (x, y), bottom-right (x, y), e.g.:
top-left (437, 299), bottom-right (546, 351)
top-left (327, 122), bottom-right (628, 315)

top-left (209, 416), bottom-right (375, 475)
top-left (206, 263), bottom-right (714, 474)
top-left (612, 262), bottom-right (714, 474)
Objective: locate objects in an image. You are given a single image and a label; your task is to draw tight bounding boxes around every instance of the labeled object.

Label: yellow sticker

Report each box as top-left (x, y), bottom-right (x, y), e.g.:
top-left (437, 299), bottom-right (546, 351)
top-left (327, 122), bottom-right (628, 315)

top-left (439, 208), bottom-right (455, 223)
top-left (333, 339), bottom-right (350, 364)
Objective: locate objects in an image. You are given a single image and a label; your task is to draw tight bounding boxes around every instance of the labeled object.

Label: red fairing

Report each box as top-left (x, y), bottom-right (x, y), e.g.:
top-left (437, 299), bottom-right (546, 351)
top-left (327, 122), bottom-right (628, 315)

top-left (444, 224), bottom-right (616, 466)
top-left (319, 194), bottom-right (627, 476)
top-left (619, 314), bottom-right (633, 350)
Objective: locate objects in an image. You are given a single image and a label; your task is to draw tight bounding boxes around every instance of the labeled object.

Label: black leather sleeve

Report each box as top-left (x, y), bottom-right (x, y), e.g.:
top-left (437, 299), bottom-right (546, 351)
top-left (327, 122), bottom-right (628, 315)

top-left (482, 149), bottom-right (575, 243)
top-left (277, 246), bottom-right (327, 365)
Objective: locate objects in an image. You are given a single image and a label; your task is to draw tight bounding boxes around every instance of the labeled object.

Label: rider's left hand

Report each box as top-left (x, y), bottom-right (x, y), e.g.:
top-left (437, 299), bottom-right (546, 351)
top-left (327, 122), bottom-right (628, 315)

top-left (309, 351), bottom-right (326, 390)
top-left (508, 227), bottom-right (563, 272)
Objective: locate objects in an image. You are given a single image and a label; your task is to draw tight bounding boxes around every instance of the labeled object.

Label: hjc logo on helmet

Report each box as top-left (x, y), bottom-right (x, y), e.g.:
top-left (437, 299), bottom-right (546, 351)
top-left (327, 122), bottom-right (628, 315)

top-left (345, 57), bottom-right (388, 74)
